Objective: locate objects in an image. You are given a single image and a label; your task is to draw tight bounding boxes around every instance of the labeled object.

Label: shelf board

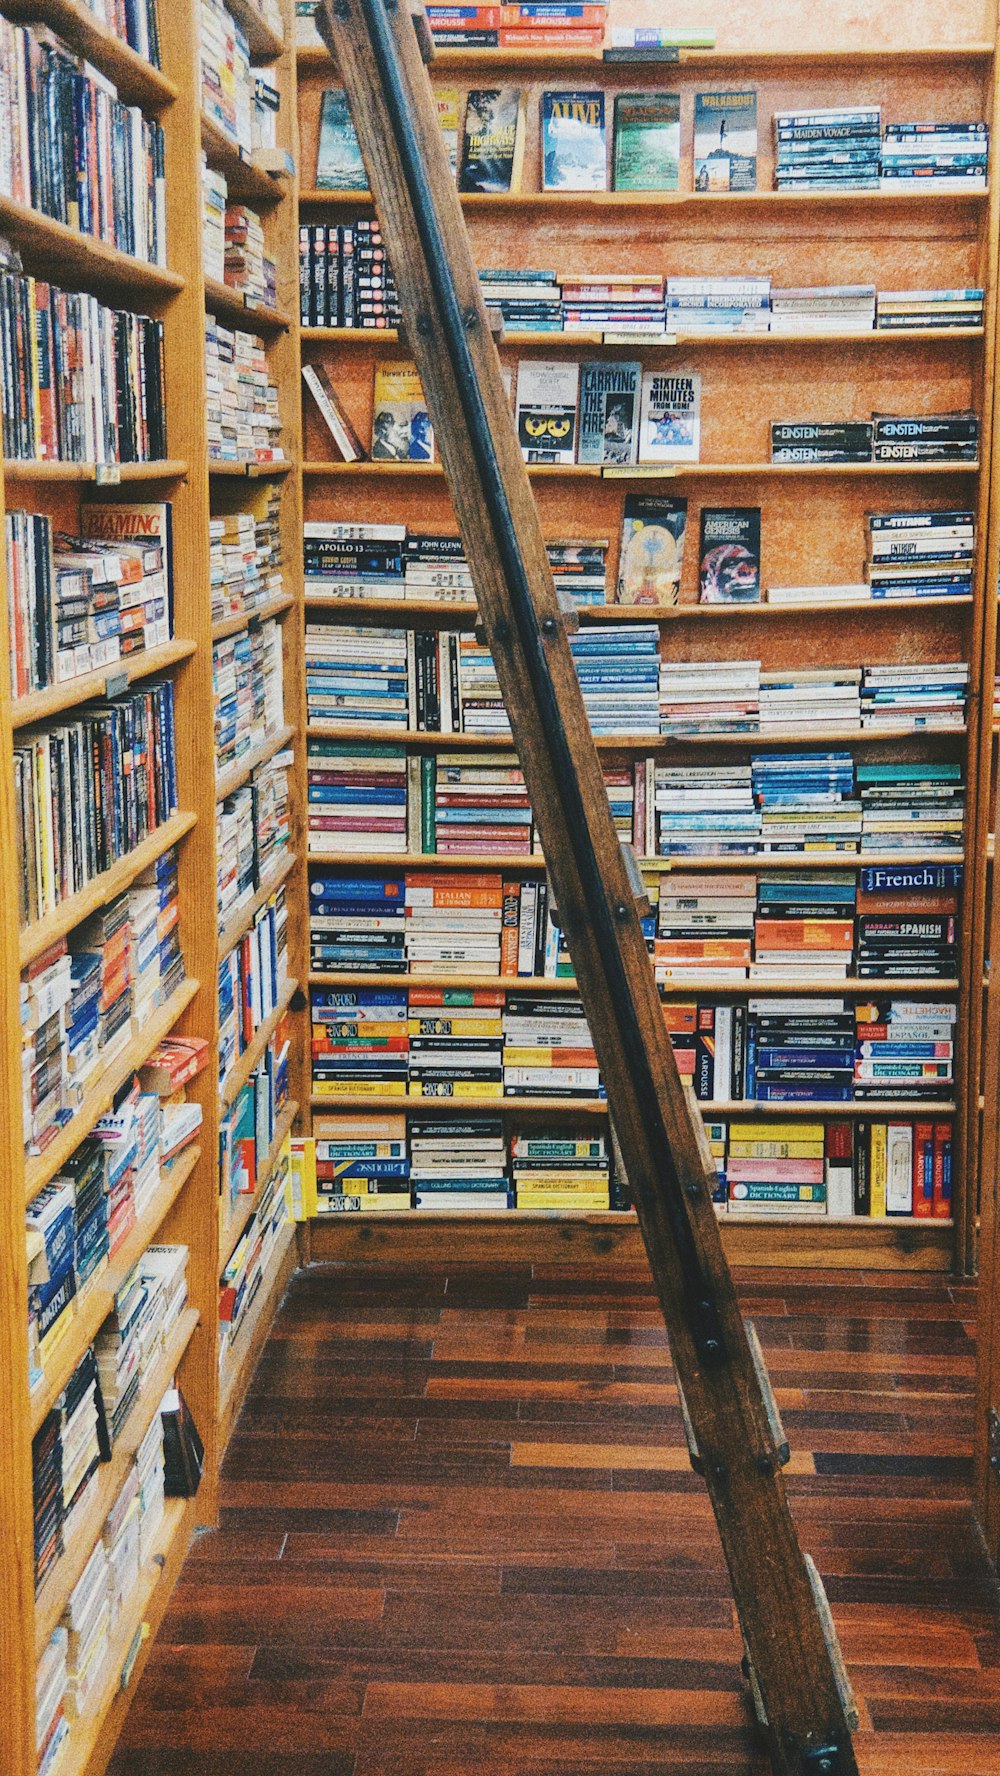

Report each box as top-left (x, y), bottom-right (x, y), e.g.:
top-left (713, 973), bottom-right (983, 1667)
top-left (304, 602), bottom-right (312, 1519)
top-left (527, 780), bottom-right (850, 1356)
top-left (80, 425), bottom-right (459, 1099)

top-left (218, 851), bottom-right (297, 963)
top-left (309, 1092), bottom-right (955, 1118)
top-left (208, 459), bottom-right (292, 478)
top-left (221, 0), bottom-right (285, 61)
top-left (302, 593), bottom-right (975, 624)
top-left (306, 847), bottom-right (964, 874)
top-left (211, 593), bottom-right (296, 641)
top-left (200, 112), bottom-right (288, 207)
top-left (0, 194), bottom-right (184, 302)
top-left (33, 1306), bottom-right (199, 1656)
top-left (1, 0), bottom-right (178, 107)
top-left (216, 722), bottom-right (295, 802)
top-left (313, 1205), bottom-right (953, 1229)
top-left (303, 458), bottom-right (980, 480)
top-left (305, 720), bottom-right (967, 750)
top-left (55, 1495), bottom-right (192, 1776)
top-left (19, 809), bottom-right (197, 969)
top-left (217, 1218), bottom-right (297, 1454)
top-left (297, 43), bottom-right (995, 74)
top-left (12, 640), bottom-right (197, 730)
top-left (219, 1097), bottom-right (299, 1264)
top-left (2, 459), bottom-right (188, 485)
top-left (29, 1145), bottom-right (201, 1436)
top-left (299, 185), bottom-right (990, 212)
top-left (24, 979), bottom-right (200, 1203)
top-left (220, 975), bottom-right (299, 1110)
top-left (301, 324), bottom-right (986, 350)
top-left (308, 970), bottom-right (959, 998)
top-left (203, 275), bottom-right (291, 332)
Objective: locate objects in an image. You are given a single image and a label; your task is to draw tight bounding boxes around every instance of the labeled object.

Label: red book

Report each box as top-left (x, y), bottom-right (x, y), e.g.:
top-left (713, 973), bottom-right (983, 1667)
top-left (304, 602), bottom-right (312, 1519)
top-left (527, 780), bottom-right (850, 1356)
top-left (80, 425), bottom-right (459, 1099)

top-left (931, 1122), bottom-right (953, 1219)
top-left (912, 1121), bottom-right (934, 1217)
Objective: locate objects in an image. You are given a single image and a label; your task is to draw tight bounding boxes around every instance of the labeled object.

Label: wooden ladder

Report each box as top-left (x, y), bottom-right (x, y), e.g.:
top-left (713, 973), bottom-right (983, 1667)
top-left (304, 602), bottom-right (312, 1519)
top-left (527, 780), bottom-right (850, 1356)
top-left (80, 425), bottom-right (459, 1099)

top-left (313, 3), bottom-right (860, 1769)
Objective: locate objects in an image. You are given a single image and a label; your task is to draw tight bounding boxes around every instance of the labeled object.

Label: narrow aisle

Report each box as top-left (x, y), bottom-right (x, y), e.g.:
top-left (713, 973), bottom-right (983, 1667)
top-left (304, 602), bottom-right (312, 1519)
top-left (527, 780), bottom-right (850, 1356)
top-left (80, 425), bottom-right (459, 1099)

top-left (108, 1262), bottom-right (1000, 1775)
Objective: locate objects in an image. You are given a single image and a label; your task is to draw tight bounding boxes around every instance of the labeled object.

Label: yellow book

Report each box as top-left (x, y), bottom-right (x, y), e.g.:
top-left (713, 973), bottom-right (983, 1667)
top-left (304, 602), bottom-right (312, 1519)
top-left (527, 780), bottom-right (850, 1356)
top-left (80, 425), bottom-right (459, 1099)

top-left (313, 1113), bottom-right (406, 1142)
top-left (869, 1123), bottom-right (887, 1218)
top-left (728, 1141), bottom-right (825, 1160)
top-left (372, 359), bottom-right (434, 462)
top-left (513, 1172), bottom-right (608, 1189)
top-left (729, 1121), bottom-right (824, 1143)
top-left (407, 1081), bottom-right (503, 1098)
top-left (313, 1080), bottom-right (408, 1097)
top-left (289, 1136), bottom-right (317, 1220)
top-left (318, 1192), bottom-right (412, 1213)
top-left (434, 87), bottom-right (462, 177)
top-left (407, 1018), bottom-right (503, 1037)
top-left (516, 1192), bottom-right (610, 1211)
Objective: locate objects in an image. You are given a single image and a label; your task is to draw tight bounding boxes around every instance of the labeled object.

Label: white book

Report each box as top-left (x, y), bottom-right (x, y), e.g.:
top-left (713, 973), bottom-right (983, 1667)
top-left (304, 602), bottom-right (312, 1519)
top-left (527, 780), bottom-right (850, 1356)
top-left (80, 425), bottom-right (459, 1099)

top-left (638, 369), bottom-right (701, 462)
top-left (515, 360), bottom-right (580, 464)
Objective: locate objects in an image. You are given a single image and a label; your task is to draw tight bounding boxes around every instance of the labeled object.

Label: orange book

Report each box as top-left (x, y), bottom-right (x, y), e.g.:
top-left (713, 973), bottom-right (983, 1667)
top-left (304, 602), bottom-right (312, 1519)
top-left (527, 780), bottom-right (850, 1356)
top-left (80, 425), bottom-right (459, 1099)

top-left (654, 939), bottom-right (752, 962)
top-left (753, 919), bottom-right (854, 950)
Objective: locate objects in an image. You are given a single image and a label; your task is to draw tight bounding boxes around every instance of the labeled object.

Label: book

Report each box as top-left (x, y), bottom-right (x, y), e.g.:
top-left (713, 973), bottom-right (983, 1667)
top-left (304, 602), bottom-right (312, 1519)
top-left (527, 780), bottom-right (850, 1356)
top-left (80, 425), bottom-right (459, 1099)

top-left (616, 495), bottom-right (688, 605)
top-left (371, 361), bottom-right (435, 462)
top-left (315, 88), bottom-right (367, 190)
top-left (458, 88), bottom-right (526, 192)
top-left (578, 360), bottom-right (641, 465)
top-left (612, 93), bottom-right (681, 191)
top-left (302, 365), bottom-right (367, 461)
top-left (435, 88), bottom-right (462, 176)
top-left (694, 91), bottom-right (758, 191)
top-left (699, 508), bottom-right (761, 603)
top-left (638, 370), bottom-right (701, 462)
top-left (515, 359), bottom-right (580, 464)
top-left (541, 90), bottom-right (607, 191)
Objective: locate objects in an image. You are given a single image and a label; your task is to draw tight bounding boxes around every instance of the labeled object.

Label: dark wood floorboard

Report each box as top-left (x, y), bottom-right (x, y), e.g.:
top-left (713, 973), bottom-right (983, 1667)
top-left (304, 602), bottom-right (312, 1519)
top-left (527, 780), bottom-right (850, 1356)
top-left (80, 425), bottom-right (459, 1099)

top-left (109, 1263), bottom-right (1000, 1775)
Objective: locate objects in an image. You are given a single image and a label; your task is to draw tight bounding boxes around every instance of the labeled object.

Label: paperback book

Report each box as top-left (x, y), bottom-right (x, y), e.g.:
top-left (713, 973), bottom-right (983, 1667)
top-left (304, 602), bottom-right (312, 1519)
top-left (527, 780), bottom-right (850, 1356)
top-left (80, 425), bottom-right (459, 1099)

top-left (515, 359), bottom-right (580, 463)
top-left (372, 361), bottom-right (435, 461)
top-left (694, 91), bottom-right (757, 191)
top-left (302, 365), bottom-right (367, 461)
top-left (612, 93), bottom-right (681, 191)
top-left (315, 89), bottom-right (367, 190)
top-left (541, 90), bottom-right (607, 190)
top-left (638, 370), bottom-right (701, 462)
top-left (616, 494), bottom-right (688, 604)
top-left (459, 88), bottom-right (526, 192)
top-left (578, 360), bottom-right (640, 464)
top-left (699, 508), bottom-right (761, 602)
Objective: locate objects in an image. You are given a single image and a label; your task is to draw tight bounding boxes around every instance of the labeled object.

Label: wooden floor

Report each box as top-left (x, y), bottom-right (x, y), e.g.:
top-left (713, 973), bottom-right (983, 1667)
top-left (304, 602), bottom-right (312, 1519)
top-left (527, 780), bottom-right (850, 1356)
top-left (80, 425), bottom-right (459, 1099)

top-left (108, 1260), bottom-right (1000, 1776)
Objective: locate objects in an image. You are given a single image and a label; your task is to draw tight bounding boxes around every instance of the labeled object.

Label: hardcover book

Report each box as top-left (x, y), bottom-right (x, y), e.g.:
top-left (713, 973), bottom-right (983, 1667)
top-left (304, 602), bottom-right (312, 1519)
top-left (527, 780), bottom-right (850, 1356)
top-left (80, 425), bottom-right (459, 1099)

top-left (515, 359), bottom-right (579, 463)
top-left (616, 494), bottom-right (688, 604)
top-left (613, 93), bottom-right (681, 191)
top-left (699, 507), bottom-right (761, 602)
top-left (459, 88), bottom-right (526, 192)
top-left (638, 369), bottom-right (701, 461)
top-left (694, 91), bottom-right (757, 191)
top-left (578, 360), bottom-right (641, 464)
top-left (541, 90), bottom-right (607, 190)
top-left (315, 88), bottom-right (367, 191)
top-left (371, 361), bottom-right (435, 461)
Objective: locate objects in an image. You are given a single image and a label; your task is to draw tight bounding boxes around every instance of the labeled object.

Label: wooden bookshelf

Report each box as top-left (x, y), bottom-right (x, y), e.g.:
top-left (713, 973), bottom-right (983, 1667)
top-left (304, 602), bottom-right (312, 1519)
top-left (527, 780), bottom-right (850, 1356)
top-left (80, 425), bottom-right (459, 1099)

top-left (302, 458), bottom-right (982, 479)
top-left (299, 184), bottom-right (991, 213)
top-left (301, 592), bottom-right (975, 622)
top-left (302, 323), bottom-right (989, 349)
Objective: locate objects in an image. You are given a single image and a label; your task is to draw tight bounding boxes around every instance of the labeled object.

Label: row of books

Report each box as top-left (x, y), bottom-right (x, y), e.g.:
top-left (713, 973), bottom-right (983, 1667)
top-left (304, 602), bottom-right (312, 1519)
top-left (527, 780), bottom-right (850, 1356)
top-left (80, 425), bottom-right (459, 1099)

top-left (81, 0), bottom-right (162, 63)
top-left (200, 0), bottom-right (280, 159)
top-left (310, 980), bottom-right (957, 1105)
top-left (217, 882), bottom-right (288, 1095)
top-left (219, 1020), bottom-right (290, 1220)
top-left (205, 320), bottom-right (284, 464)
top-left (217, 754), bottom-right (290, 930)
top-left (0, 21), bottom-right (166, 264)
top-left (209, 492), bottom-right (284, 623)
top-left (771, 414), bottom-right (978, 465)
top-left (1, 274), bottom-right (167, 465)
top-left (306, 1109), bottom-right (951, 1218)
top-left (213, 616), bottom-right (284, 775)
top-left (15, 679), bottom-right (178, 926)
top-left (774, 110), bottom-right (988, 193)
top-left (22, 852), bottom-right (185, 1157)
top-left (202, 166), bottom-right (277, 312)
top-left (302, 507), bottom-right (976, 611)
top-left (6, 500), bottom-right (173, 700)
top-left (218, 1131), bottom-right (291, 1367)
top-left (297, 3), bottom-right (702, 53)
top-left (425, 2), bottom-right (609, 51)
top-left (307, 864), bottom-right (962, 986)
top-left (658, 660), bottom-right (969, 734)
top-left (299, 217), bottom-right (402, 331)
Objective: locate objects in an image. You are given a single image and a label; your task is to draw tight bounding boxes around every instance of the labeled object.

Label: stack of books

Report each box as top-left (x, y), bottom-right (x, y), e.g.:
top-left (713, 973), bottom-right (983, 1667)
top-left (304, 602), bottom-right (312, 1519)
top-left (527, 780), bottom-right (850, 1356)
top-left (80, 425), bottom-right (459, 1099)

top-left (659, 659), bottom-right (760, 735)
top-left (666, 276), bottom-right (771, 335)
top-left (433, 756), bottom-right (533, 855)
top-left (771, 419), bottom-right (873, 463)
top-left (745, 997), bottom-right (857, 1102)
top-left (27, 1177), bottom-right (78, 1374)
top-left (94, 1265), bottom-right (147, 1441)
top-left (312, 1111), bottom-right (411, 1212)
top-left (479, 268), bottom-right (564, 333)
top-left (511, 1130), bottom-right (610, 1210)
top-left (853, 1119), bottom-right (953, 1215)
top-left (853, 1000), bottom-right (956, 1102)
top-left (202, 156), bottom-right (227, 282)
top-left (604, 766), bottom-right (634, 843)
top-left (310, 870), bottom-right (406, 975)
top-left (654, 872), bottom-right (755, 985)
top-left (64, 1538), bottom-right (111, 1717)
top-left (307, 740), bottom-right (408, 857)
top-left (502, 993), bottom-right (602, 1099)
top-left (408, 988), bottom-right (503, 1096)
top-left (201, 0), bottom-right (252, 152)
top-left (876, 287), bottom-right (985, 330)
top-left (752, 752), bottom-right (861, 854)
top-left (32, 1408), bottom-right (65, 1594)
top-left (405, 869), bottom-right (504, 974)
top-left (425, 5), bottom-right (609, 51)
top-left (213, 617), bottom-right (284, 771)
top-left (210, 498), bottom-right (283, 622)
top-left (560, 273), bottom-right (667, 336)
top-left (855, 867), bottom-right (959, 981)
top-left (880, 120), bottom-right (988, 190)
top-left (205, 323), bottom-right (283, 464)
top-left (758, 667), bottom-right (861, 733)
top-left (134, 1411), bottom-right (166, 1568)
top-left (501, 879), bottom-right (564, 977)
top-left (865, 509), bottom-right (975, 601)
top-left (772, 106), bottom-right (881, 192)
top-left (219, 1142), bottom-right (291, 1353)
top-left (217, 900), bottom-right (288, 1095)
top-left (860, 663), bottom-right (968, 729)
top-left (457, 635), bottom-right (510, 736)
top-left (305, 625), bottom-right (408, 725)
top-left (871, 411), bottom-right (978, 464)
top-left (311, 986), bottom-right (409, 1100)
top-left (224, 203), bottom-right (277, 311)
top-left (548, 538), bottom-right (608, 606)
top-left (858, 762), bottom-right (965, 853)
top-left (655, 763), bottom-right (760, 856)
top-left (405, 535), bottom-right (476, 603)
top-left (59, 1356), bottom-right (104, 1569)
top-left (69, 1142), bottom-right (110, 1290)
top-left (768, 285), bottom-right (876, 333)
top-left (37, 1629), bottom-right (70, 1772)
top-left (727, 1117), bottom-right (830, 1214)
top-left (411, 1117), bottom-right (509, 1208)
top-left (570, 625), bottom-right (660, 735)
top-left (299, 221), bottom-right (403, 329)
top-left (304, 523), bottom-right (407, 602)
top-left (752, 875), bottom-right (856, 981)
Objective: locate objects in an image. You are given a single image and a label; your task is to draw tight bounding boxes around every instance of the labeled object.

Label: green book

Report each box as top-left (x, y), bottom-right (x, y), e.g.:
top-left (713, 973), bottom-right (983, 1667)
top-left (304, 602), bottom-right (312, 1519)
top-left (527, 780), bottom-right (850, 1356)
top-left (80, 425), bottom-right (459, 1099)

top-left (612, 93), bottom-right (681, 192)
top-left (315, 88), bottom-right (367, 191)
top-left (420, 754), bottom-right (436, 853)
